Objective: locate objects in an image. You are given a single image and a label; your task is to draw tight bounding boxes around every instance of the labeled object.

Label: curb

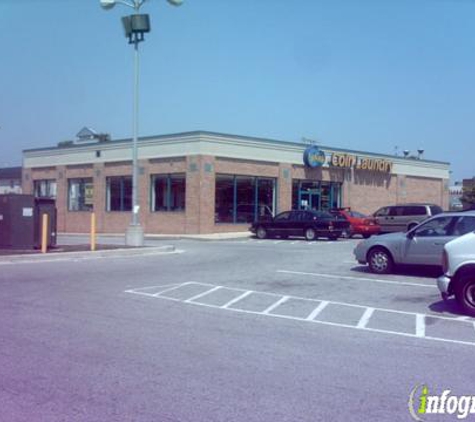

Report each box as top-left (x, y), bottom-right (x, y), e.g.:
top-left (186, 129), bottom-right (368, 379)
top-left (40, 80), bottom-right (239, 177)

top-left (0, 245), bottom-right (176, 264)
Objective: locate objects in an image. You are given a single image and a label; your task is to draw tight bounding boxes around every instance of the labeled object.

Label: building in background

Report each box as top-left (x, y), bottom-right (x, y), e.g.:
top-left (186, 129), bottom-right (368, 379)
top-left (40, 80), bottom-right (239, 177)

top-left (0, 167), bottom-right (22, 194)
top-left (449, 181), bottom-right (464, 211)
top-left (22, 131), bottom-right (450, 235)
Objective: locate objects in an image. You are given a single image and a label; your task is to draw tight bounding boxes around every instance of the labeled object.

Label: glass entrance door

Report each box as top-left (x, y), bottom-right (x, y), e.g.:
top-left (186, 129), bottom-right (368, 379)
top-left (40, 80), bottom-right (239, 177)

top-left (299, 189), bottom-right (321, 211)
top-left (293, 180), bottom-right (342, 211)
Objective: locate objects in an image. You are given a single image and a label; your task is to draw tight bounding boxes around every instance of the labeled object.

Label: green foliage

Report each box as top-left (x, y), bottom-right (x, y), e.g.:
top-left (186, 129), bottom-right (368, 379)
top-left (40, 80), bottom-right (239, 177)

top-left (461, 184), bottom-right (475, 207)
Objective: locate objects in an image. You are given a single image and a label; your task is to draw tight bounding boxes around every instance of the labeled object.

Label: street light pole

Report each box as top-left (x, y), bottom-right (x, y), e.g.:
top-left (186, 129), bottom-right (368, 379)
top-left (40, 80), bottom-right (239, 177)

top-left (100, 0), bottom-right (183, 246)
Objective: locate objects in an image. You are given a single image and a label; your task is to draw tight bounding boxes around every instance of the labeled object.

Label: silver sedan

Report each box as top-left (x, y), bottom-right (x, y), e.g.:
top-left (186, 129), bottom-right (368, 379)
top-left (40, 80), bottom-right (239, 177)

top-left (353, 211), bottom-right (475, 274)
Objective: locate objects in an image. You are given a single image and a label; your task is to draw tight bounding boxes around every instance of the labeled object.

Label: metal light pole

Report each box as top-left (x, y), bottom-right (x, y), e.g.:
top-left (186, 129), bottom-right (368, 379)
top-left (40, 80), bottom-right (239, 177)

top-left (100, 0), bottom-right (183, 246)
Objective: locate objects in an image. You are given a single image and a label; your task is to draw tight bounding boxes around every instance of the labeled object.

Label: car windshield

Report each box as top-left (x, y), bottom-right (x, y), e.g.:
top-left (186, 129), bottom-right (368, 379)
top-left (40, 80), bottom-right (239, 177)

top-left (349, 211), bottom-right (367, 218)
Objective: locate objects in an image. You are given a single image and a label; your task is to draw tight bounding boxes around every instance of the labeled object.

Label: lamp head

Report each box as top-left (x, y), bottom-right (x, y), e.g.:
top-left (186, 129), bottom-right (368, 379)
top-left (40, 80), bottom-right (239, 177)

top-left (167, 0), bottom-right (184, 6)
top-left (100, 0), bottom-right (116, 10)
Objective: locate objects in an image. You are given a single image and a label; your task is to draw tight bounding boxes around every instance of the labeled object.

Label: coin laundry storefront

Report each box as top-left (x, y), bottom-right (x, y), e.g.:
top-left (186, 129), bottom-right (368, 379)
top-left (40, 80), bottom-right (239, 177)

top-left (22, 131), bottom-right (450, 235)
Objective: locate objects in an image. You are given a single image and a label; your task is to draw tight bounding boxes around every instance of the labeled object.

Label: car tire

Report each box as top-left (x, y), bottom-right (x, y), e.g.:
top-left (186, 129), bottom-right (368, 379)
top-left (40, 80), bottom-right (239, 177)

top-left (363, 234), bottom-right (371, 239)
top-left (340, 228), bottom-right (351, 239)
top-left (368, 247), bottom-right (394, 274)
top-left (304, 228), bottom-right (317, 241)
top-left (407, 223), bottom-right (418, 231)
top-left (256, 226), bottom-right (267, 239)
top-left (454, 274), bottom-right (475, 317)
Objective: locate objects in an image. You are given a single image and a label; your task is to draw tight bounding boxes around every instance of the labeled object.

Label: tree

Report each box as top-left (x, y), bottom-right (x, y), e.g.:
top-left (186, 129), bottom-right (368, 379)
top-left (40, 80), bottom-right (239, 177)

top-left (461, 182), bottom-right (475, 210)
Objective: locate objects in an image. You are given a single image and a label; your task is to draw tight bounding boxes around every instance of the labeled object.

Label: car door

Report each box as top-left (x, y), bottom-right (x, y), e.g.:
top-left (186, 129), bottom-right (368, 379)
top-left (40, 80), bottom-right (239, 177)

top-left (270, 211), bottom-right (292, 236)
top-left (400, 216), bottom-right (456, 265)
top-left (374, 207), bottom-right (392, 232)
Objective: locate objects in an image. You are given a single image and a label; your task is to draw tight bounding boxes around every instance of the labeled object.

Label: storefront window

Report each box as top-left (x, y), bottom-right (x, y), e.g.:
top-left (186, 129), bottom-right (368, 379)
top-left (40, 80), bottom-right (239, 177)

top-left (292, 180), bottom-right (341, 211)
top-left (68, 178), bottom-right (93, 211)
top-left (106, 176), bottom-right (132, 211)
top-left (215, 175), bottom-right (275, 224)
top-left (215, 175), bottom-right (234, 223)
top-left (33, 179), bottom-right (57, 198)
top-left (151, 174), bottom-right (186, 211)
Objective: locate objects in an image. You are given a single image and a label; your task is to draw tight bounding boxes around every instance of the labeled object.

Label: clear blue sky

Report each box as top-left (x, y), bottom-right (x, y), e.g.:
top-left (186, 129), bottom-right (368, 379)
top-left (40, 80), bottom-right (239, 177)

top-left (1, 0), bottom-right (474, 181)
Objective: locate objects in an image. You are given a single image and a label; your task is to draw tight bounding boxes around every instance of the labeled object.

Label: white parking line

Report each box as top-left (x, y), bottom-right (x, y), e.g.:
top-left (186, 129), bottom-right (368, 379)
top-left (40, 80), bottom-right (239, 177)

top-left (152, 283), bottom-right (193, 297)
top-left (357, 307), bottom-right (375, 329)
top-left (306, 301), bottom-right (329, 321)
top-left (125, 282), bottom-right (475, 347)
top-left (262, 296), bottom-right (290, 315)
top-left (185, 286), bottom-right (222, 303)
top-left (277, 270), bottom-right (436, 289)
top-left (221, 290), bottom-right (253, 309)
top-left (416, 314), bottom-right (426, 337)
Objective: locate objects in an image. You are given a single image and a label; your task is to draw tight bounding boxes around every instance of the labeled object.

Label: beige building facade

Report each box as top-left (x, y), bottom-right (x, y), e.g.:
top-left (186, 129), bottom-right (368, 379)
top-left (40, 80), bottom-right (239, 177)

top-left (22, 131), bottom-right (450, 234)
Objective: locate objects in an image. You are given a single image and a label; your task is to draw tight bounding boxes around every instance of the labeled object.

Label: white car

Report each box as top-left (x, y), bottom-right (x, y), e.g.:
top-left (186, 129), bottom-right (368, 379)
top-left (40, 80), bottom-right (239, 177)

top-left (437, 231), bottom-right (475, 316)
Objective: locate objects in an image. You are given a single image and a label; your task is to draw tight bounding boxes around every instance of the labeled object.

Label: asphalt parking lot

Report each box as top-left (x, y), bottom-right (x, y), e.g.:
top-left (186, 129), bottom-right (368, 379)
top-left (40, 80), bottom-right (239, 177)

top-left (1, 235), bottom-right (474, 421)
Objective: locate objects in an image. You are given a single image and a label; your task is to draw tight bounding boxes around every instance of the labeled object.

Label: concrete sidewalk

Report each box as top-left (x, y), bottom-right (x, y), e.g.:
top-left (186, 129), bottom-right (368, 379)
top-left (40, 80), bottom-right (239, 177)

top-left (0, 245), bottom-right (177, 264)
top-left (61, 231), bottom-right (253, 241)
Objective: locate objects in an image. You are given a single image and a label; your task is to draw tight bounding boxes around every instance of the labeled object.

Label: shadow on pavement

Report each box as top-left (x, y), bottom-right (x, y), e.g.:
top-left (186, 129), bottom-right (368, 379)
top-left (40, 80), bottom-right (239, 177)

top-left (428, 298), bottom-right (469, 318)
top-left (350, 265), bottom-right (442, 279)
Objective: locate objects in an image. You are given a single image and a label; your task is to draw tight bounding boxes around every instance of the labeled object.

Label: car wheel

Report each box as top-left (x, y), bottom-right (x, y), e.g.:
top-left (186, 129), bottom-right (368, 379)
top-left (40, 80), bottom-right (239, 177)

top-left (363, 234), bottom-right (371, 239)
top-left (256, 226), bottom-right (267, 239)
top-left (454, 274), bottom-right (475, 317)
top-left (368, 247), bottom-right (393, 274)
top-left (407, 223), bottom-right (417, 231)
top-left (340, 228), bottom-right (351, 239)
top-left (304, 228), bottom-right (316, 241)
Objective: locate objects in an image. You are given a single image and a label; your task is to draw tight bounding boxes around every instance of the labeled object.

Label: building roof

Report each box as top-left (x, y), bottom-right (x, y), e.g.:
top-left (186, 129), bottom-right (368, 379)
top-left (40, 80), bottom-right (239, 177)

top-left (0, 166), bottom-right (22, 180)
top-left (23, 130), bottom-right (450, 166)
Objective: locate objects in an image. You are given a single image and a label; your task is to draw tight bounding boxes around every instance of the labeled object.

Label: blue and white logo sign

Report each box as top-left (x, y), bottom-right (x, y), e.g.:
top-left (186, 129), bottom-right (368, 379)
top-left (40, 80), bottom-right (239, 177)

top-left (303, 146), bottom-right (326, 168)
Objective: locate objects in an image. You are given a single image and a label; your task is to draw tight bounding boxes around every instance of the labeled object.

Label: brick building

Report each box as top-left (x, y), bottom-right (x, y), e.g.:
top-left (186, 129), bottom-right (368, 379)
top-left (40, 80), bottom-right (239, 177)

top-left (22, 131), bottom-right (450, 234)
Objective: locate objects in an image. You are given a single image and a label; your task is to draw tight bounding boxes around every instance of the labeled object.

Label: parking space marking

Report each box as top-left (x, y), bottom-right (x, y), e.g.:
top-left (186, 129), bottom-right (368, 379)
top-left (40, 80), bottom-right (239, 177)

top-left (357, 308), bottom-right (375, 329)
top-left (306, 301), bottom-right (329, 321)
top-left (185, 286), bottom-right (222, 303)
top-left (221, 290), bottom-right (253, 309)
top-left (262, 296), bottom-right (290, 314)
top-left (277, 270), bottom-right (437, 289)
top-left (125, 282), bottom-right (475, 347)
top-left (416, 314), bottom-right (426, 337)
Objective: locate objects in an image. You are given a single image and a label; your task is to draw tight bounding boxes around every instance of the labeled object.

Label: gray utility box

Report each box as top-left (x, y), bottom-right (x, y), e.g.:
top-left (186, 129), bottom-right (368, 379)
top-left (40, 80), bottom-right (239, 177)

top-left (0, 194), bottom-right (57, 250)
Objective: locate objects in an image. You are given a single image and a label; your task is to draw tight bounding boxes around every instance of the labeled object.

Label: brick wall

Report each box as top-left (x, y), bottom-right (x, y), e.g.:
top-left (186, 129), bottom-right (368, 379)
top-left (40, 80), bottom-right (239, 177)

top-left (24, 156), bottom-right (449, 234)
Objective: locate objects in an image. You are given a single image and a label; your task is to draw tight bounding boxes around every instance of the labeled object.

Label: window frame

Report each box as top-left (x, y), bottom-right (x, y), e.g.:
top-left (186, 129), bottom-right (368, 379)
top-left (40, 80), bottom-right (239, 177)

top-left (68, 178), bottom-right (94, 212)
top-left (150, 173), bottom-right (186, 212)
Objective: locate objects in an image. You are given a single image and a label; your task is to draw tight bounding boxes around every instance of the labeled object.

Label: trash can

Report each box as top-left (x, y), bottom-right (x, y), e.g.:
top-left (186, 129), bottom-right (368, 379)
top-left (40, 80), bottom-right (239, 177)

top-left (0, 194), bottom-right (57, 250)
top-left (0, 194), bottom-right (36, 249)
top-left (34, 197), bottom-right (57, 249)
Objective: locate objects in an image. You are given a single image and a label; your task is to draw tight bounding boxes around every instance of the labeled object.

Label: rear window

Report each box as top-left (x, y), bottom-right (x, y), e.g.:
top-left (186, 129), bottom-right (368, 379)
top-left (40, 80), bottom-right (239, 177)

top-left (430, 205), bottom-right (443, 215)
top-left (453, 216), bottom-right (475, 236)
top-left (313, 211), bottom-right (333, 219)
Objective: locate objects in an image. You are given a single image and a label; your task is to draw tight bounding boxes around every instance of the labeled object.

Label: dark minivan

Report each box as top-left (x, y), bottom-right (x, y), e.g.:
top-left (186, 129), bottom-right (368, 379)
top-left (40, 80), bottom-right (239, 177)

top-left (250, 210), bottom-right (350, 241)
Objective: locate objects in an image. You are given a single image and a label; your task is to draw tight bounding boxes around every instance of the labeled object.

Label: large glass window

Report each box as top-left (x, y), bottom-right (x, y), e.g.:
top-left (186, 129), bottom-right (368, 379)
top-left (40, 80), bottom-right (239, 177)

top-left (151, 174), bottom-right (186, 212)
top-left (68, 178), bottom-right (93, 211)
top-left (106, 176), bottom-right (132, 211)
top-left (34, 179), bottom-right (57, 198)
top-left (215, 175), bottom-right (275, 224)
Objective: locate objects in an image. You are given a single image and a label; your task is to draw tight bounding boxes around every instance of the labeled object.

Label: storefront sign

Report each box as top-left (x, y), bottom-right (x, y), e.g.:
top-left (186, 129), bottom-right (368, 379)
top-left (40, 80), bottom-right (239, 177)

top-left (303, 146), bottom-right (326, 168)
top-left (331, 153), bottom-right (393, 173)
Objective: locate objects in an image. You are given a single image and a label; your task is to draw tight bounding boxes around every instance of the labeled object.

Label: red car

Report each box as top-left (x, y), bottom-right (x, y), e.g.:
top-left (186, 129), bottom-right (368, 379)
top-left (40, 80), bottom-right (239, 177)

top-left (331, 208), bottom-right (381, 238)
